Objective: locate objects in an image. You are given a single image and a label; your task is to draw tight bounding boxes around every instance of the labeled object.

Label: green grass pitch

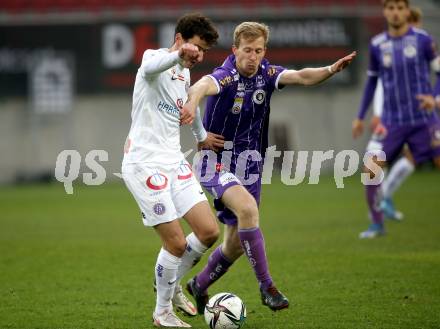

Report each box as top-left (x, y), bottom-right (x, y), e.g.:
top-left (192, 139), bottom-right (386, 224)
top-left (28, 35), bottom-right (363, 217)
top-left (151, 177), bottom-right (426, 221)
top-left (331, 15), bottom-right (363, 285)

top-left (1, 171), bottom-right (439, 328)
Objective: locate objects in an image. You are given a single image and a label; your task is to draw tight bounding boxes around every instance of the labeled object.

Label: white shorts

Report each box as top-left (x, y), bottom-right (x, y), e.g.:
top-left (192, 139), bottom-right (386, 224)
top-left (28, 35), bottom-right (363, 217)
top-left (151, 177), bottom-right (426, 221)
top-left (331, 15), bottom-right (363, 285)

top-left (122, 160), bottom-right (207, 227)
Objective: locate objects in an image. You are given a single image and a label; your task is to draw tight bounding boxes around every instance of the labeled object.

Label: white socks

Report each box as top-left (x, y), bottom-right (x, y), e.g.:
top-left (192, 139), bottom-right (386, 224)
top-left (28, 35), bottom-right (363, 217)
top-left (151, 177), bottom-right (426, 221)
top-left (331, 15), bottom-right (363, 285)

top-left (154, 233), bottom-right (208, 314)
top-left (154, 248), bottom-right (181, 314)
top-left (382, 157), bottom-right (415, 199)
top-left (174, 232), bottom-right (208, 294)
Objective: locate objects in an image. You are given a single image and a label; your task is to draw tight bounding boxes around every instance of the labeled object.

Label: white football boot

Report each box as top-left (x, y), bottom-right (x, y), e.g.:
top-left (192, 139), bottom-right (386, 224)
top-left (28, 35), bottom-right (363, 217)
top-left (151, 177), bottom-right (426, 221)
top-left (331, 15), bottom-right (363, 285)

top-left (172, 284), bottom-right (197, 316)
top-left (152, 309), bottom-right (191, 328)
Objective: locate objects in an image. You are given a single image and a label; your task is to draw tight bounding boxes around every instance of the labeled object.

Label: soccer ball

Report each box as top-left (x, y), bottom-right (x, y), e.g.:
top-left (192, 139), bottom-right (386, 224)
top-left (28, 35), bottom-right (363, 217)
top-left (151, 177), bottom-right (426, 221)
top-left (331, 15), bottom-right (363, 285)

top-left (204, 292), bottom-right (246, 329)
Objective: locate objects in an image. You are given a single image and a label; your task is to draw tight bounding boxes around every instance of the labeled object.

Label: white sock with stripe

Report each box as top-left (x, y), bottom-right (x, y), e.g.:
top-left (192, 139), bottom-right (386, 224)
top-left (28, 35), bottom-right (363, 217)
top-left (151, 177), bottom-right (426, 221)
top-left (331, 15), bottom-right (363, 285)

top-left (382, 157), bottom-right (415, 199)
top-left (154, 248), bottom-right (181, 315)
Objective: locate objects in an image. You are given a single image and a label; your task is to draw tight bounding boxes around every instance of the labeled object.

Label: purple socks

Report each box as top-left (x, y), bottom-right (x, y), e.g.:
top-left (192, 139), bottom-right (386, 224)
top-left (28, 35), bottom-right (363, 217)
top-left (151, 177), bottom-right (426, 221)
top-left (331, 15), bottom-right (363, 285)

top-left (196, 227), bottom-right (273, 291)
top-left (238, 227), bottom-right (273, 290)
top-left (196, 245), bottom-right (232, 292)
top-left (366, 184), bottom-right (383, 225)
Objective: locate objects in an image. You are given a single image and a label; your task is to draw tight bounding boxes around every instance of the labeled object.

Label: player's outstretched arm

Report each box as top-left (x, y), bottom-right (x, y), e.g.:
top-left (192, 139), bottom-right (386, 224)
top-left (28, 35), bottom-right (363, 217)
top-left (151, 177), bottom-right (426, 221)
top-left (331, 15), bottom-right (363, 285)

top-left (140, 44), bottom-right (199, 76)
top-left (180, 76), bottom-right (218, 125)
top-left (352, 72), bottom-right (380, 139)
top-left (278, 51), bottom-right (356, 86)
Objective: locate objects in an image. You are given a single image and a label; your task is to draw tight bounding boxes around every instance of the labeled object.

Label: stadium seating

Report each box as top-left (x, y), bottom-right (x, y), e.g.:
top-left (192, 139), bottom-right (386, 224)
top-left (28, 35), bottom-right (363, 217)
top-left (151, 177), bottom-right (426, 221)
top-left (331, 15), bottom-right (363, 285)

top-left (0, 0), bottom-right (381, 14)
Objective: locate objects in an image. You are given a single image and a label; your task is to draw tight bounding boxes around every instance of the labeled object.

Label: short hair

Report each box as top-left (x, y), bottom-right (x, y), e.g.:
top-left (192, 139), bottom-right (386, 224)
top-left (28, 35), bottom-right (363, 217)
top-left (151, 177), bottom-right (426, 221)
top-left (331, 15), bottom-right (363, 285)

top-left (382, 0), bottom-right (409, 7)
top-left (233, 22), bottom-right (270, 48)
top-left (408, 6), bottom-right (422, 24)
top-left (175, 13), bottom-right (219, 47)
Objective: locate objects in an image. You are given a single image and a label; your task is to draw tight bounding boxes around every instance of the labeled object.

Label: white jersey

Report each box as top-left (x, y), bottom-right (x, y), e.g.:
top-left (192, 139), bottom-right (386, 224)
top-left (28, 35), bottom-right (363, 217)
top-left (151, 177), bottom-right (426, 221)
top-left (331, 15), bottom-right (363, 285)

top-left (123, 48), bottom-right (190, 166)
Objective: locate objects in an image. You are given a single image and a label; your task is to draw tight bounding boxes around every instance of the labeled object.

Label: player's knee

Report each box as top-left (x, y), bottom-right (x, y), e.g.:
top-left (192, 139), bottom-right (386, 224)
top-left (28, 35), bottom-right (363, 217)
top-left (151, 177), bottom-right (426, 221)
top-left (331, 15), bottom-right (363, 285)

top-left (434, 157), bottom-right (440, 169)
top-left (199, 226), bottom-right (220, 248)
top-left (166, 239), bottom-right (187, 257)
top-left (236, 202), bottom-right (259, 227)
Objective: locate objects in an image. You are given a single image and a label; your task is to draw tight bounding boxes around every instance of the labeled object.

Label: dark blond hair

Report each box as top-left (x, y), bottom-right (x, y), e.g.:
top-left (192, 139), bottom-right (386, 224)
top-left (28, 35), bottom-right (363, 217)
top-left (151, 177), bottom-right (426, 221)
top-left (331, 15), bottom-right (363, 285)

top-left (408, 6), bottom-right (422, 24)
top-left (233, 22), bottom-right (269, 48)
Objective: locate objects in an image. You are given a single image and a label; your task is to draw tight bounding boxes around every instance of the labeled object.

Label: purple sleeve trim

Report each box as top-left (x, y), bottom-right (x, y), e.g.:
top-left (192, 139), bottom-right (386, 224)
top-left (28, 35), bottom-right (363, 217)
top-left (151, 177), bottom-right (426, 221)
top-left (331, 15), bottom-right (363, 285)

top-left (357, 75), bottom-right (378, 120)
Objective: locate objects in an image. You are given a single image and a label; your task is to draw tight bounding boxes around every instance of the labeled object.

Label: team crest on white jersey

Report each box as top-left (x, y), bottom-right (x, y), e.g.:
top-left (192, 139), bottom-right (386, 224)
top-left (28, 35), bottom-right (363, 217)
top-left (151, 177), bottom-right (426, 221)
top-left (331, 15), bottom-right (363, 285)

top-left (176, 98), bottom-right (183, 110)
top-left (153, 202), bottom-right (166, 215)
top-left (252, 89), bottom-right (266, 104)
top-left (404, 44), bottom-right (417, 58)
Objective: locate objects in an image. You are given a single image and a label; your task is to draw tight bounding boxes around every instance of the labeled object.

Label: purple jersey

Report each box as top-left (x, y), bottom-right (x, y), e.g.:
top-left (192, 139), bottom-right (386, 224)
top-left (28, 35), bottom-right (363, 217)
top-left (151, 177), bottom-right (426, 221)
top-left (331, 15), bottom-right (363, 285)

top-left (203, 54), bottom-right (286, 176)
top-left (368, 27), bottom-right (438, 125)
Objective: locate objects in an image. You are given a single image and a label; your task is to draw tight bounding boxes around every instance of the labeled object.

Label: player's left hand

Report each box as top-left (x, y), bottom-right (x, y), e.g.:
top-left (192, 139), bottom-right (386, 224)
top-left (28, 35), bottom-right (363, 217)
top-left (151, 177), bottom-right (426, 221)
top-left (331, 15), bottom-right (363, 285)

top-left (352, 118), bottom-right (364, 139)
top-left (373, 122), bottom-right (387, 138)
top-left (369, 115), bottom-right (381, 132)
top-left (330, 51), bottom-right (357, 73)
top-left (416, 94), bottom-right (436, 112)
top-left (198, 132), bottom-right (225, 152)
top-left (180, 102), bottom-right (196, 125)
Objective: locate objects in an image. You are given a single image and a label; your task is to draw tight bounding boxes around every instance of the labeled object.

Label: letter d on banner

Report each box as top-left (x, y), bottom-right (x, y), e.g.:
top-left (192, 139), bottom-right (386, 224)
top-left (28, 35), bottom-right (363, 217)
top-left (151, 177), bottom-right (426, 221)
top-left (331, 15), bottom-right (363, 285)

top-left (102, 24), bottom-right (134, 68)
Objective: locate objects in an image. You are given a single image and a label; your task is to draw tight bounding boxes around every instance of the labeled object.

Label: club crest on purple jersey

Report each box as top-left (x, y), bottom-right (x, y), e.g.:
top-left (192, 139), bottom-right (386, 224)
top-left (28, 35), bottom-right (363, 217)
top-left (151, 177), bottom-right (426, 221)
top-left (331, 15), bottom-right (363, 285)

top-left (252, 89), bottom-right (266, 104)
top-left (232, 98), bottom-right (243, 114)
top-left (382, 53), bottom-right (392, 67)
top-left (404, 44), bottom-right (417, 58)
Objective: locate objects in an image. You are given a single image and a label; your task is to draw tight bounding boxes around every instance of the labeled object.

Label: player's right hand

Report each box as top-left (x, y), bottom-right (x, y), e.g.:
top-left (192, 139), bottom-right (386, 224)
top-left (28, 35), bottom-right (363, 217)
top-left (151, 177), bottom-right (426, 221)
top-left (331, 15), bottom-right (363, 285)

top-left (178, 43), bottom-right (200, 68)
top-left (352, 118), bottom-right (364, 139)
top-left (198, 132), bottom-right (225, 152)
top-left (416, 94), bottom-right (436, 112)
top-left (369, 115), bottom-right (381, 132)
top-left (180, 102), bottom-right (196, 125)
top-left (373, 122), bottom-right (387, 138)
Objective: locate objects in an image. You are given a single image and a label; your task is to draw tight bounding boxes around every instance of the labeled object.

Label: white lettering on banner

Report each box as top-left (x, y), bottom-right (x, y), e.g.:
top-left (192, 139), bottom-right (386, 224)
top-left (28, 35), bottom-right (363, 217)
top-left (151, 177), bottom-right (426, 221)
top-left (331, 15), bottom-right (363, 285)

top-left (102, 24), bottom-right (134, 68)
top-left (213, 20), bottom-right (350, 48)
top-left (54, 148), bottom-right (386, 194)
top-left (54, 150), bottom-right (81, 195)
top-left (83, 150), bottom-right (108, 186)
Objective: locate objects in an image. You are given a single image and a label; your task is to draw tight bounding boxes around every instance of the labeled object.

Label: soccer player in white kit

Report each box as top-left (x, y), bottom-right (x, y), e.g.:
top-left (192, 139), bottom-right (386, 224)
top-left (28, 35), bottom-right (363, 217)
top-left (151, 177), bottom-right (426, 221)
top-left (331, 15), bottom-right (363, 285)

top-left (121, 14), bottom-right (223, 327)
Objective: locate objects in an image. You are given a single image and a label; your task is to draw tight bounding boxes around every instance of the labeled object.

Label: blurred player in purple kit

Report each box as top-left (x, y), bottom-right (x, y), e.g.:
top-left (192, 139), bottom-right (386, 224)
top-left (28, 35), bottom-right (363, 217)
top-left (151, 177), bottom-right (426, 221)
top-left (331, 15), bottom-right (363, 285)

top-left (180, 21), bottom-right (355, 313)
top-left (352, 0), bottom-right (440, 238)
top-left (369, 6), bottom-right (429, 221)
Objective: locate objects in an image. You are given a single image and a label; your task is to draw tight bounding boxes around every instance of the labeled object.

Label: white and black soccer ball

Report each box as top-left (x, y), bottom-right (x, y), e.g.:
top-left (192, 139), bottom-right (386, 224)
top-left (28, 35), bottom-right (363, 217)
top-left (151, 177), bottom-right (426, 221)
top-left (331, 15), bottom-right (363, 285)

top-left (204, 292), bottom-right (246, 329)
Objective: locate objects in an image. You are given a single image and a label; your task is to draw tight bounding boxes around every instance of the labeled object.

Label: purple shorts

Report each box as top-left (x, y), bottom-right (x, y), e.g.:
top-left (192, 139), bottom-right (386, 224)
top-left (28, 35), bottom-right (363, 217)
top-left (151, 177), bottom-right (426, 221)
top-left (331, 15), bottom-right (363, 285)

top-left (199, 167), bottom-right (262, 226)
top-left (368, 118), bottom-right (440, 165)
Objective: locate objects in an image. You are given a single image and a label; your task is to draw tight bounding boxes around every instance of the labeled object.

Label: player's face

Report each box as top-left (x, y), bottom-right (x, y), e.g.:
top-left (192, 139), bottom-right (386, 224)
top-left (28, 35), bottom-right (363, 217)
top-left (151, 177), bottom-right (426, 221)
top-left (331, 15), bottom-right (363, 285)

top-left (178, 34), bottom-right (210, 69)
top-left (383, 1), bottom-right (410, 29)
top-left (233, 36), bottom-right (266, 77)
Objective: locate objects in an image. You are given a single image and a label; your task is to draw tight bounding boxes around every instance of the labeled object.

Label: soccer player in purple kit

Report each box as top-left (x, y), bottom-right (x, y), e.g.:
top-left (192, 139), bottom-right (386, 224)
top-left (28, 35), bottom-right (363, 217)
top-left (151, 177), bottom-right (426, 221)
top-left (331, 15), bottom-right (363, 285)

top-left (352, 0), bottom-right (440, 239)
top-left (180, 21), bottom-right (356, 313)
